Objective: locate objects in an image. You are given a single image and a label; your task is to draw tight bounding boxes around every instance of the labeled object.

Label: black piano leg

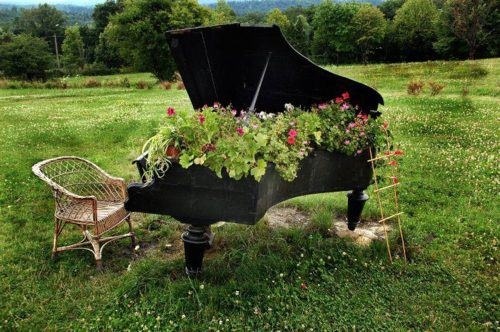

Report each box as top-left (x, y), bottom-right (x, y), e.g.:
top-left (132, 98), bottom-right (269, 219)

top-left (347, 189), bottom-right (369, 231)
top-left (181, 225), bottom-right (213, 276)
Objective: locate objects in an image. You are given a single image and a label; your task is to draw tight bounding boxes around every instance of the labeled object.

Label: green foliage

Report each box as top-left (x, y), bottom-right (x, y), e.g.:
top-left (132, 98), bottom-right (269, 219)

top-left (312, 1), bottom-right (360, 64)
top-left (144, 99), bottom-right (385, 182)
top-left (352, 5), bottom-right (386, 64)
top-left (93, 0), bottom-right (123, 34)
top-left (286, 14), bottom-right (311, 55)
top-left (266, 8), bottom-right (291, 30)
top-left (0, 34), bottom-right (52, 80)
top-left (207, 0), bottom-right (237, 25)
top-left (13, 4), bottom-right (66, 42)
top-left (108, 0), bottom-right (209, 81)
top-left (94, 24), bottom-right (124, 70)
top-left (378, 0), bottom-right (404, 20)
top-left (393, 0), bottom-right (439, 60)
top-left (62, 25), bottom-right (85, 73)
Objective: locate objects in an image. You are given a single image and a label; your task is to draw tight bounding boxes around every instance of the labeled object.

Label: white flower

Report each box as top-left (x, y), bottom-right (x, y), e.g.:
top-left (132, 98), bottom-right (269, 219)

top-left (235, 290), bottom-right (240, 296)
top-left (279, 273), bottom-right (284, 277)
top-left (134, 245), bottom-right (140, 251)
top-left (181, 314), bottom-right (186, 319)
top-left (199, 284), bottom-right (205, 290)
top-left (284, 103), bottom-right (294, 111)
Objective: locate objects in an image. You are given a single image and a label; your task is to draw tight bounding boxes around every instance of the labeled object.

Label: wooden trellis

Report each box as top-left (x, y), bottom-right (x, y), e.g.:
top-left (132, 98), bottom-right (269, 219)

top-left (368, 126), bottom-right (407, 263)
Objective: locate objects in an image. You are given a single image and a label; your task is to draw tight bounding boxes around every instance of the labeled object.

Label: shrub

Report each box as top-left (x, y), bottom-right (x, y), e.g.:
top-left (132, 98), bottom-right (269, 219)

top-left (176, 81), bottom-right (185, 90)
top-left (80, 63), bottom-right (117, 76)
top-left (44, 79), bottom-right (68, 89)
top-left (83, 78), bottom-right (102, 88)
top-left (160, 81), bottom-right (172, 90)
top-left (449, 64), bottom-right (488, 79)
top-left (407, 80), bottom-right (424, 95)
top-left (103, 77), bottom-right (130, 88)
top-left (428, 81), bottom-right (445, 96)
top-left (136, 80), bottom-right (152, 89)
top-left (0, 34), bottom-right (52, 81)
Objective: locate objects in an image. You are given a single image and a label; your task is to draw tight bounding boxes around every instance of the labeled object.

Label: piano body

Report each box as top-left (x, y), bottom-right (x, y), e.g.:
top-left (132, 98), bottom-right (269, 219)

top-left (125, 24), bottom-right (384, 275)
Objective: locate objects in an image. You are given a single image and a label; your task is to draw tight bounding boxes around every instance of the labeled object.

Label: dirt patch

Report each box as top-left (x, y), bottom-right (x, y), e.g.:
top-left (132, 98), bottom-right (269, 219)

top-left (264, 206), bottom-right (391, 246)
top-left (264, 206), bottom-right (311, 229)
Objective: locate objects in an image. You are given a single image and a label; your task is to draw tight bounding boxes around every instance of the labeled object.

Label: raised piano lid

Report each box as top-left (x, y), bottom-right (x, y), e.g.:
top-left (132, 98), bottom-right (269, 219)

top-left (166, 23), bottom-right (384, 113)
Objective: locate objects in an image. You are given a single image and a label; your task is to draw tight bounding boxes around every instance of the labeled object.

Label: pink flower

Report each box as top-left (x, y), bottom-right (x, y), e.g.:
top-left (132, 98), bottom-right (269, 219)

top-left (198, 114), bottom-right (205, 124)
top-left (288, 129), bottom-right (298, 138)
top-left (357, 149), bottom-right (362, 155)
top-left (287, 136), bottom-right (296, 145)
top-left (335, 97), bottom-right (343, 104)
top-left (236, 127), bottom-right (244, 136)
top-left (318, 103), bottom-right (328, 110)
top-left (360, 132), bottom-right (366, 137)
top-left (348, 122), bottom-right (356, 129)
top-left (231, 109), bottom-right (237, 116)
top-left (340, 103), bottom-right (350, 111)
top-left (342, 91), bottom-right (350, 100)
top-left (166, 107), bottom-right (176, 116)
top-left (344, 140), bottom-right (350, 145)
top-left (213, 102), bottom-right (220, 109)
top-left (345, 129), bottom-right (350, 134)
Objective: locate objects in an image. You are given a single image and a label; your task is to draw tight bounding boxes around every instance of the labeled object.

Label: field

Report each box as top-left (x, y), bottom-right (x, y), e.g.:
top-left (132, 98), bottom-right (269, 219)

top-left (0, 59), bottom-right (498, 330)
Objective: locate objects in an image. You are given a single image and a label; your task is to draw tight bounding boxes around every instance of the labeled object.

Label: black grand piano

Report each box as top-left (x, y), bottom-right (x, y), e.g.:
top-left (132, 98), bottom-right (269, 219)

top-left (125, 24), bottom-right (384, 275)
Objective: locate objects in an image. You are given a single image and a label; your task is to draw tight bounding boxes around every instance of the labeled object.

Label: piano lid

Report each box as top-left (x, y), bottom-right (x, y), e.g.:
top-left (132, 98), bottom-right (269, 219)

top-left (166, 23), bottom-right (383, 113)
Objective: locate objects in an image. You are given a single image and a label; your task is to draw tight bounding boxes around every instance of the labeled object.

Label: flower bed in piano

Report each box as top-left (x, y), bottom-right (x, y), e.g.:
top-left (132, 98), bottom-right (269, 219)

top-left (143, 93), bottom-right (388, 182)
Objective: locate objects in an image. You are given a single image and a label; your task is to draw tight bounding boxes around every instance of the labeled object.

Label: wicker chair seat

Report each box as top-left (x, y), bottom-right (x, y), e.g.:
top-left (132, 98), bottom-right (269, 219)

top-left (33, 156), bottom-right (136, 268)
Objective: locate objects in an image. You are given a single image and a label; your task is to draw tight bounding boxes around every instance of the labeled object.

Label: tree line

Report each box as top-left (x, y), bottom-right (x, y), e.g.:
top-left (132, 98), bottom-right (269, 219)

top-left (0, 0), bottom-right (498, 81)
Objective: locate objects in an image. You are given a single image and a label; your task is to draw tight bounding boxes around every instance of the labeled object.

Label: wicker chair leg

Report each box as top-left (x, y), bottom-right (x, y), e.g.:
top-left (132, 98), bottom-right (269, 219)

top-left (126, 216), bottom-right (136, 248)
top-left (85, 230), bottom-right (103, 269)
top-left (52, 218), bottom-right (64, 259)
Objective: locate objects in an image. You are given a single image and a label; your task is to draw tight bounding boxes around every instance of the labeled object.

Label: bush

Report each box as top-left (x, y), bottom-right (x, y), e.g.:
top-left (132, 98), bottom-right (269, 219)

top-left (103, 77), bottom-right (130, 88)
top-left (160, 81), bottom-right (172, 90)
top-left (407, 80), bottom-right (424, 95)
top-left (136, 80), bottom-right (152, 89)
top-left (44, 79), bottom-right (68, 89)
top-left (0, 34), bottom-right (52, 81)
top-left (428, 81), bottom-right (445, 96)
top-left (449, 64), bottom-right (488, 79)
top-left (83, 78), bottom-right (102, 88)
top-left (80, 63), bottom-right (117, 76)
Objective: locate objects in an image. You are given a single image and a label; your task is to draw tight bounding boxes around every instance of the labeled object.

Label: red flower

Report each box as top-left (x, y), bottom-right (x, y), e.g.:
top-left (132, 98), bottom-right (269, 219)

top-left (287, 136), bottom-right (296, 145)
top-left (198, 114), bottom-right (205, 124)
top-left (335, 97), bottom-right (343, 104)
top-left (382, 121), bottom-right (389, 129)
top-left (391, 176), bottom-right (399, 184)
top-left (394, 149), bottom-right (404, 156)
top-left (388, 160), bottom-right (398, 167)
top-left (288, 129), bottom-right (298, 138)
top-left (202, 143), bottom-right (216, 152)
top-left (236, 127), bottom-right (244, 136)
top-left (166, 107), bottom-right (175, 116)
top-left (342, 91), bottom-right (350, 100)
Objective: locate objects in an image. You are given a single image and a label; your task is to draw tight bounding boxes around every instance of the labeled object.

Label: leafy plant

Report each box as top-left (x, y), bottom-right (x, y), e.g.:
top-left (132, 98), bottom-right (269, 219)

top-left (143, 93), bottom-right (387, 182)
top-left (428, 81), bottom-right (445, 96)
top-left (407, 80), bottom-right (424, 95)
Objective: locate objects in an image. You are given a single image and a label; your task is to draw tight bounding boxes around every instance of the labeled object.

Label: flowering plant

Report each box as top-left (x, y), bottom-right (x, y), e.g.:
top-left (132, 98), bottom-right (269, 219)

top-left (143, 94), bottom-right (388, 182)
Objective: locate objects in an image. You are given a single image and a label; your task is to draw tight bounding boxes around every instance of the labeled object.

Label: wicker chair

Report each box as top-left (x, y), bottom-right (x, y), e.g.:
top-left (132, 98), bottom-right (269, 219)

top-left (32, 156), bottom-right (135, 268)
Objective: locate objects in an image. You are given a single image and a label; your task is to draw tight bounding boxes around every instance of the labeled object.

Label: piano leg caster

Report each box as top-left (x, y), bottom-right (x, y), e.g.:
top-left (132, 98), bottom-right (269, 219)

top-left (347, 189), bottom-right (369, 231)
top-left (181, 225), bottom-right (212, 276)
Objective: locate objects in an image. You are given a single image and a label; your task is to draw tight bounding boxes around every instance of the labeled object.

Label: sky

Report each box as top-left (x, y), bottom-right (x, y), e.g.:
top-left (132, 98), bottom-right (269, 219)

top-left (0, 0), bottom-right (218, 5)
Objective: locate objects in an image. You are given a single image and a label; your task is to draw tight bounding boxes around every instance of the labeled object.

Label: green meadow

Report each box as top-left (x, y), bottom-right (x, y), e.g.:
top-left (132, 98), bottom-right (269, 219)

top-left (0, 59), bottom-right (498, 330)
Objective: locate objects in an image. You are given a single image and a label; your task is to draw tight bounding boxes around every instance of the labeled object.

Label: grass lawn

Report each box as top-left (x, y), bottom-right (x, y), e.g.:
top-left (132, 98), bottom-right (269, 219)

top-left (0, 59), bottom-right (498, 330)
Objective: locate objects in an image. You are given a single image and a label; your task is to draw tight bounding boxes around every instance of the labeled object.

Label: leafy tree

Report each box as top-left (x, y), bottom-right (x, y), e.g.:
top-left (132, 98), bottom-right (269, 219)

top-left (94, 24), bottom-right (124, 70)
top-left (393, 0), bottom-right (439, 60)
top-left (78, 25), bottom-right (99, 63)
top-left (312, 1), bottom-right (360, 64)
top-left (352, 5), bottom-right (386, 64)
top-left (286, 15), bottom-right (311, 56)
top-left (447, 0), bottom-right (492, 59)
top-left (108, 0), bottom-right (209, 80)
top-left (13, 4), bottom-right (65, 44)
top-left (208, 0), bottom-right (236, 25)
top-left (93, 0), bottom-right (123, 34)
top-left (238, 12), bottom-right (265, 24)
top-left (0, 34), bottom-right (52, 80)
top-left (62, 25), bottom-right (84, 73)
top-left (265, 8), bottom-right (291, 30)
top-left (378, 0), bottom-right (404, 20)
